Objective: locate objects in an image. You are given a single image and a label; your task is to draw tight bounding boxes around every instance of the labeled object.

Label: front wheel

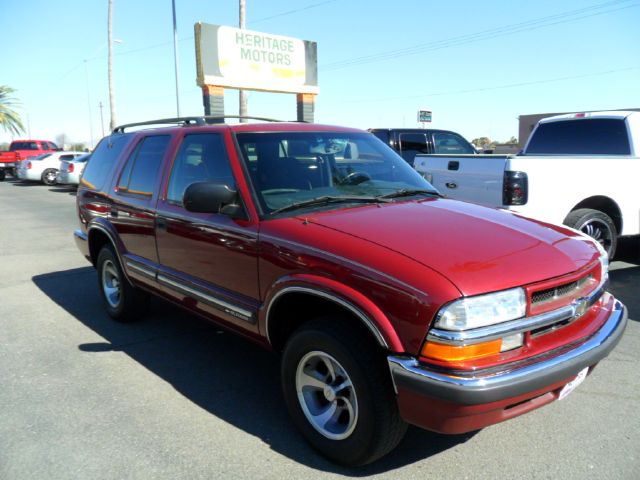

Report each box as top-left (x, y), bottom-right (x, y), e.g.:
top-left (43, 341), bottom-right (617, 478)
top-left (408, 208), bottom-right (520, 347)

top-left (564, 208), bottom-right (617, 259)
top-left (0, 170), bottom-right (5, 181)
top-left (281, 318), bottom-right (407, 466)
top-left (41, 168), bottom-right (58, 186)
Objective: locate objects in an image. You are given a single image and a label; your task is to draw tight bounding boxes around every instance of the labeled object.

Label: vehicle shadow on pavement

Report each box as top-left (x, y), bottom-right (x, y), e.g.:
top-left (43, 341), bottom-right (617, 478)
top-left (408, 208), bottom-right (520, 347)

top-left (48, 186), bottom-right (77, 196)
top-left (32, 266), bottom-right (474, 473)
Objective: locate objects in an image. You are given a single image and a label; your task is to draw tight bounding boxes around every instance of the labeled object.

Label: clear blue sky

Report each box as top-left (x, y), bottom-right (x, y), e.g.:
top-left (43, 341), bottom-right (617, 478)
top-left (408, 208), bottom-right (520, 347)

top-left (1, 0), bottom-right (639, 147)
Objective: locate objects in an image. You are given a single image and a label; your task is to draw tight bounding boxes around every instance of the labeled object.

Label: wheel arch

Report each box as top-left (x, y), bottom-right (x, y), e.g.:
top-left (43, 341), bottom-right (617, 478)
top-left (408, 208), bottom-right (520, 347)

top-left (265, 282), bottom-right (404, 354)
top-left (569, 196), bottom-right (623, 234)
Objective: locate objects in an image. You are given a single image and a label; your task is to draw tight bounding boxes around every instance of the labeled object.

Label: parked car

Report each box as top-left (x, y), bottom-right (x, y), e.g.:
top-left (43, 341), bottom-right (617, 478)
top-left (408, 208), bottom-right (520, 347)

top-left (74, 117), bottom-right (627, 466)
top-left (56, 153), bottom-right (91, 186)
top-left (16, 151), bottom-right (85, 185)
top-left (368, 127), bottom-right (475, 166)
top-left (0, 139), bottom-right (60, 180)
top-left (414, 111), bottom-right (640, 258)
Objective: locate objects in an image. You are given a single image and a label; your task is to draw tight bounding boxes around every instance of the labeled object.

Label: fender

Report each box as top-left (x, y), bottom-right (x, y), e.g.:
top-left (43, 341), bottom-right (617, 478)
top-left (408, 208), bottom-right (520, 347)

top-left (86, 218), bottom-right (133, 283)
top-left (262, 273), bottom-right (405, 352)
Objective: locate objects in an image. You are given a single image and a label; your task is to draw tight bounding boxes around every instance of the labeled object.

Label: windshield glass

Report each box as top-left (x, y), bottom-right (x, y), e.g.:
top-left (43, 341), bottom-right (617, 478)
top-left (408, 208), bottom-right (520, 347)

top-left (235, 131), bottom-right (438, 215)
top-left (32, 153), bottom-right (52, 160)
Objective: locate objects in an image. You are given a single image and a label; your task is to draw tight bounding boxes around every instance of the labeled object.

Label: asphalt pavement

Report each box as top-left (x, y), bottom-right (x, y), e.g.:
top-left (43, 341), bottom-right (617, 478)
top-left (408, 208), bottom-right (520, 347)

top-left (1, 179), bottom-right (638, 479)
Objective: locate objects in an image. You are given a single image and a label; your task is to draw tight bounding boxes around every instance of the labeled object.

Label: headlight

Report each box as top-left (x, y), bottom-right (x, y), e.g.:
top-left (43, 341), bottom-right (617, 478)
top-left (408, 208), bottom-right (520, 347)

top-left (435, 287), bottom-right (526, 331)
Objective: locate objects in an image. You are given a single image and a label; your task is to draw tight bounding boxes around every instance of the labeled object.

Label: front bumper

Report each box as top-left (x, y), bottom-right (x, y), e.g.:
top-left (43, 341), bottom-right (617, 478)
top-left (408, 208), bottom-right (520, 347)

top-left (388, 298), bottom-right (627, 433)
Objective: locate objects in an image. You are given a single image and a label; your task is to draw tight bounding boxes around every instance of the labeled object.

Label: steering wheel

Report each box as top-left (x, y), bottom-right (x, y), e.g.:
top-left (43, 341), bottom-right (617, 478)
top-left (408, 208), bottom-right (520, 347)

top-left (337, 171), bottom-right (372, 186)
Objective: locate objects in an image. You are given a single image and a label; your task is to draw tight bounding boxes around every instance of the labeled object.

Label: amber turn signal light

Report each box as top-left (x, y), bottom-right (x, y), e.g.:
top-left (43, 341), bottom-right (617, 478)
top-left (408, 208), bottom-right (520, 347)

top-left (420, 339), bottom-right (503, 362)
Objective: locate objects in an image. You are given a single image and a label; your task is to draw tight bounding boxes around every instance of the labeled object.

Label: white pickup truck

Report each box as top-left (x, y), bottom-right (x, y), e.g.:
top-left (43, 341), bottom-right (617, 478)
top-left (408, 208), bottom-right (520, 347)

top-left (414, 111), bottom-right (639, 258)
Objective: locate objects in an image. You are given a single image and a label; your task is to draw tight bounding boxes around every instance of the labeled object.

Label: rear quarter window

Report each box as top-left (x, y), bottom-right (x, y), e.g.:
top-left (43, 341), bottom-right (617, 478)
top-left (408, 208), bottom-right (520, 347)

top-left (526, 118), bottom-right (631, 155)
top-left (81, 134), bottom-right (135, 190)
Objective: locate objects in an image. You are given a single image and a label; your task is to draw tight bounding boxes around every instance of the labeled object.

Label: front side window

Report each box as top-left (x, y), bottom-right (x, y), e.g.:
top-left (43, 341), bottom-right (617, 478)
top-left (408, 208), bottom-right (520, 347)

top-left (118, 135), bottom-right (171, 196)
top-left (235, 131), bottom-right (437, 215)
top-left (166, 133), bottom-right (234, 206)
top-left (432, 132), bottom-right (475, 154)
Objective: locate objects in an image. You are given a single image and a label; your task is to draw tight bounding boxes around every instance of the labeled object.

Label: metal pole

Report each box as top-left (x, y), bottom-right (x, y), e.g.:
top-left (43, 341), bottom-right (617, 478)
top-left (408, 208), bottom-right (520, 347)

top-left (108, 0), bottom-right (117, 130)
top-left (172, 0), bottom-right (181, 117)
top-left (99, 101), bottom-right (105, 137)
top-left (84, 60), bottom-right (95, 148)
top-left (239, 0), bottom-right (248, 122)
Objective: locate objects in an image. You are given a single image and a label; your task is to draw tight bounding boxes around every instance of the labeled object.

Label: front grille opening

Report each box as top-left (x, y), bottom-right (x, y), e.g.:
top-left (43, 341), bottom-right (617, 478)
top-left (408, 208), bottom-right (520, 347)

top-left (531, 274), bottom-right (594, 305)
top-left (530, 318), bottom-right (572, 338)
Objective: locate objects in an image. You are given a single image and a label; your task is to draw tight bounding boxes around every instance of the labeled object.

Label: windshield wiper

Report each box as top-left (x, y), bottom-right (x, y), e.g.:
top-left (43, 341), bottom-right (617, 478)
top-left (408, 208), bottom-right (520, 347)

top-left (377, 188), bottom-right (443, 200)
top-left (270, 195), bottom-right (391, 215)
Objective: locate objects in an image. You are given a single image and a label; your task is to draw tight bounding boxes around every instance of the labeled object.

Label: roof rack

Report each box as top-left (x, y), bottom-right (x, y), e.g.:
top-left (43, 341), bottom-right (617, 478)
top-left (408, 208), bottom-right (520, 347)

top-left (112, 115), bottom-right (287, 133)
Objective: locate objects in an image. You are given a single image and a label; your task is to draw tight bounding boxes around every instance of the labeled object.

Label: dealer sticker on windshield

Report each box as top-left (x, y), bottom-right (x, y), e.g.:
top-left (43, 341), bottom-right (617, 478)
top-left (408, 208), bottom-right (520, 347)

top-left (559, 367), bottom-right (589, 400)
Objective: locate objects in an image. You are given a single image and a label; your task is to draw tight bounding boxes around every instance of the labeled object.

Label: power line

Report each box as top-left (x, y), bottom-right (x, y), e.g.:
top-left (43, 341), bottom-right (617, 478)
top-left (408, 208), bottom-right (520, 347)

top-left (250, 0), bottom-right (338, 24)
top-left (323, 0), bottom-right (638, 70)
top-left (343, 66), bottom-right (640, 103)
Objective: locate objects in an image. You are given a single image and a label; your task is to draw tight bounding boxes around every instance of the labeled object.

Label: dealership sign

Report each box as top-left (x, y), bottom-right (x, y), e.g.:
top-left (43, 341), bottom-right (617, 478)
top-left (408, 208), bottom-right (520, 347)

top-left (195, 23), bottom-right (319, 94)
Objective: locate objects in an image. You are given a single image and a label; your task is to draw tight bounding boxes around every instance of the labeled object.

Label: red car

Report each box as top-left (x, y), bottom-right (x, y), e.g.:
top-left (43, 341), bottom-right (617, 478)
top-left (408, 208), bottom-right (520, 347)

top-left (74, 117), bottom-right (627, 466)
top-left (0, 139), bottom-right (60, 180)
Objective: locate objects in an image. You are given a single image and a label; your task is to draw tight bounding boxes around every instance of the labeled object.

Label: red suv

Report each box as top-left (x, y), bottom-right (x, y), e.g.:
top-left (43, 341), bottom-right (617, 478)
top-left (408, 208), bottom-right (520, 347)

top-left (74, 117), bottom-right (627, 466)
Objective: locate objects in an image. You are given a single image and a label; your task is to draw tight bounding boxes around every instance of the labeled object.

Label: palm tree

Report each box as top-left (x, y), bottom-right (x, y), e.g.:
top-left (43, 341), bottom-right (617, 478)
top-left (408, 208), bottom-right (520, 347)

top-left (0, 86), bottom-right (25, 136)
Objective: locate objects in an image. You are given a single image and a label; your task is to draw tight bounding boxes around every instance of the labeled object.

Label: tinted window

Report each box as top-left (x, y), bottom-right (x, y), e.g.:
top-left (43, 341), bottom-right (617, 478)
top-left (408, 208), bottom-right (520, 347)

top-left (370, 130), bottom-right (390, 145)
top-left (398, 133), bottom-right (429, 166)
top-left (432, 132), bottom-right (474, 154)
top-left (118, 135), bottom-right (171, 196)
top-left (81, 134), bottom-right (134, 190)
top-left (526, 118), bottom-right (630, 155)
top-left (167, 133), bottom-right (234, 205)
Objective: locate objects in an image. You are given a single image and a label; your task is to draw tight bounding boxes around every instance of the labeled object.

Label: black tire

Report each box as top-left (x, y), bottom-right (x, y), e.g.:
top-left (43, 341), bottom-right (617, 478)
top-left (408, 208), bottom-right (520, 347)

top-left (41, 168), bottom-right (58, 186)
top-left (281, 318), bottom-right (407, 466)
top-left (564, 208), bottom-right (618, 259)
top-left (0, 170), bottom-right (5, 181)
top-left (96, 245), bottom-right (148, 322)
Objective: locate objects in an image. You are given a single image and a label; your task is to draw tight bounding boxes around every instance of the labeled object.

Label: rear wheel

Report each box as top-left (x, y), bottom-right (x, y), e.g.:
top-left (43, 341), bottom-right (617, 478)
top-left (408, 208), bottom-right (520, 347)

top-left (41, 168), bottom-right (58, 186)
top-left (564, 208), bottom-right (617, 259)
top-left (96, 245), bottom-right (148, 322)
top-left (281, 318), bottom-right (407, 466)
top-left (0, 170), bottom-right (5, 181)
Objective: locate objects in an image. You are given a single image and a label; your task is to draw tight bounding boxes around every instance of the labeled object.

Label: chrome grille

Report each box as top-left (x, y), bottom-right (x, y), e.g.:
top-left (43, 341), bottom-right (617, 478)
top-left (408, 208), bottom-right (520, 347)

top-left (531, 275), bottom-right (593, 305)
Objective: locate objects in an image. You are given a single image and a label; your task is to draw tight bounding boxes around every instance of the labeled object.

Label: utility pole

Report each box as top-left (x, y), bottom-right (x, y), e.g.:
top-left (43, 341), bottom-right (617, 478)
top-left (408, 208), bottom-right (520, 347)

top-left (84, 60), bottom-right (95, 148)
top-left (239, 0), bottom-right (248, 122)
top-left (99, 102), bottom-right (105, 137)
top-left (108, 0), bottom-right (117, 130)
top-left (172, 0), bottom-right (181, 117)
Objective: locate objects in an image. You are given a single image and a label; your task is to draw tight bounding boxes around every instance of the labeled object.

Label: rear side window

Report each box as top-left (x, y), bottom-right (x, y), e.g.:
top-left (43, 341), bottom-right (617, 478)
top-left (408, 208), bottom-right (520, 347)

top-left (526, 118), bottom-right (631, 155)
top-left (398, 133), bottom-right (429, 166)
top-left (118, 135), bottom-right (171, 196)
top-left (166, 133), bottom-right (234, 206)
top-left (81, 134), bottom-right (134, 190)
top-left (432, 132), bottom-right (475, 154)
top-left (370, 130), bottom-right (390, 145)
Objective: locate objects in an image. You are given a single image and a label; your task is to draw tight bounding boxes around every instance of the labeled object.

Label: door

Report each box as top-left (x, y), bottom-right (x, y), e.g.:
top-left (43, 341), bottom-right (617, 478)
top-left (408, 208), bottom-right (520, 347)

top-left (110, 134), bottom-right (171, 275)
top-left (155, 132), bottom-right (260, 331)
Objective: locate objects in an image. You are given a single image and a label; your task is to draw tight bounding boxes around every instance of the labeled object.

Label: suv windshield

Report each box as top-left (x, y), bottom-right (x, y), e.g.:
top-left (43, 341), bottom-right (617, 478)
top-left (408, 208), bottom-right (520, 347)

top-left (235, 131), bottom-right (438, 215)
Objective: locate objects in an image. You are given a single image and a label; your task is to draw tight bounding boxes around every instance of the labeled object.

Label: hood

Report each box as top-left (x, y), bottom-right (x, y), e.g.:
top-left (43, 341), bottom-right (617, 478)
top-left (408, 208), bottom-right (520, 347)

top-left (304, 199), bottom-right (599, 296)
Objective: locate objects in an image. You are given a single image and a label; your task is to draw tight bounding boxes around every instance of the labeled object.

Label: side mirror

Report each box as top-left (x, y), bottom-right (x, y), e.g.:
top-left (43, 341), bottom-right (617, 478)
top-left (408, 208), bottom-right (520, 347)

top-left (183, 182), bottom-right (243, 217)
